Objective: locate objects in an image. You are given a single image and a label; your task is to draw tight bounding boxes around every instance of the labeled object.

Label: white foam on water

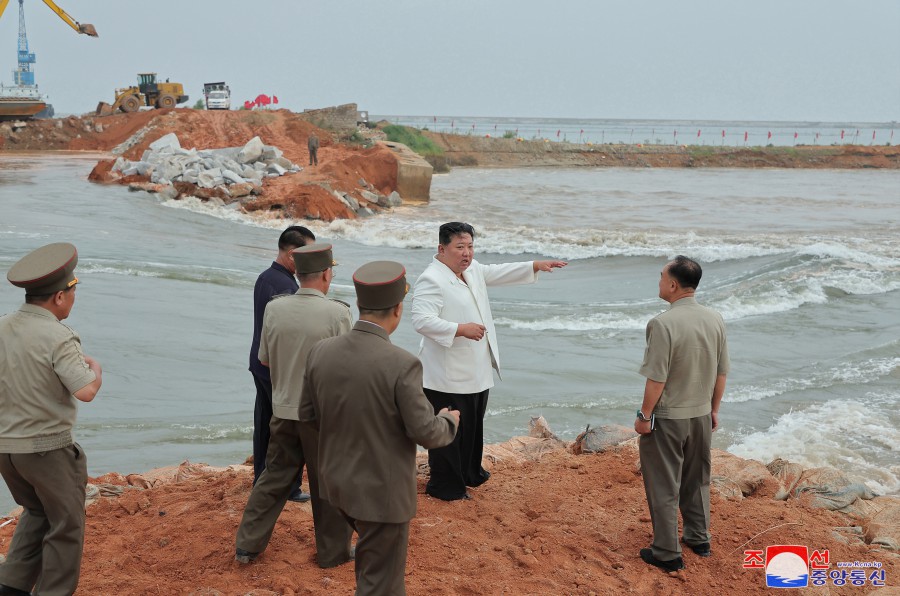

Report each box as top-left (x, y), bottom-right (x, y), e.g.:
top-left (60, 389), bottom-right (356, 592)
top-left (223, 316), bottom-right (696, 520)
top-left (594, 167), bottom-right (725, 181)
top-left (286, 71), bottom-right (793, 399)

top-left (495, 312), bottom-right (649, 332)
top-left (0, 229), bottom-right (45, 240)
top-left (77, 265), bottom-right (165, 278)
top-left (713, 278), bottom-right (829, 320)
top-left (160, 196), bottom-right (266, 227)
top-left (156, 195), bottom-right (899, 273)
top-left (167, 423), bottom-right (253, 443)
top-left (496, 266), bottom-right (898, 330)
top-left (799, 241), bottom-right (900, 269)
top-left (728, 393), bottom-right (900, 494)
top-left (825, 269), bottom-right (900, 295)
top-left (77, 260), bottom-right (248, 285)
top-left (487, 399), bottom-right (613, 417)
top-left (727, 356), bottom-right (900, 403)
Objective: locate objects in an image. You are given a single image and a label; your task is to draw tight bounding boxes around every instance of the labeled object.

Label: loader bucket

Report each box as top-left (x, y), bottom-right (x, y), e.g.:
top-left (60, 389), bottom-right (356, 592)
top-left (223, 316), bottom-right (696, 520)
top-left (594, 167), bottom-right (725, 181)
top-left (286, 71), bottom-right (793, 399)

top-left (95, 102), bottom-right (114, 117)
top-left (79, 23), bottom-right (99, 37)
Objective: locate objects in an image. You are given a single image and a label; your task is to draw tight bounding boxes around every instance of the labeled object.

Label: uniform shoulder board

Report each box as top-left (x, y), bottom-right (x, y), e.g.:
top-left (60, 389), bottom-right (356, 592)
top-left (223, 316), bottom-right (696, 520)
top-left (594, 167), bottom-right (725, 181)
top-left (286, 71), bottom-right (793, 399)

top-left (330, 298), bottom-right (351, 308)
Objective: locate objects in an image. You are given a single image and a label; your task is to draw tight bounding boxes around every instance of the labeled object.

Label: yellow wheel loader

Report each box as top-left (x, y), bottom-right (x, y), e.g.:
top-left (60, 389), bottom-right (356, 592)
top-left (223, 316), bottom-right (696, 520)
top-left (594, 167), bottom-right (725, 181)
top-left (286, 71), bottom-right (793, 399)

top-left (96, 73), bottom-right (189, 116)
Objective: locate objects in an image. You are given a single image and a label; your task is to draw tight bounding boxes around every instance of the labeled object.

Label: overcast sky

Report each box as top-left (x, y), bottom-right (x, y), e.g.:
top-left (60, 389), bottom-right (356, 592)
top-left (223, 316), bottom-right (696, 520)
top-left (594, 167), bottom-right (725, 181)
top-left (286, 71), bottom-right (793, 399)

top-left (0, 0), bottom-right (897, 122)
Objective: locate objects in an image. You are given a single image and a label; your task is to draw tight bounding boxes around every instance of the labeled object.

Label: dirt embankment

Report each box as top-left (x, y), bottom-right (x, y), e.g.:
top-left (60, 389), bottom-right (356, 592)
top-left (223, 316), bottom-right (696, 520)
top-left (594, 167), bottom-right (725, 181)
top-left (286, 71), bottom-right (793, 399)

top-left (2, 111), bottom-right (897, 224)
top-left (1, 434), bottom-right (895, 595)
top-left (422, 130), bottom-right (900, 170)
top-left (0, 109), bottom-right (399, 222)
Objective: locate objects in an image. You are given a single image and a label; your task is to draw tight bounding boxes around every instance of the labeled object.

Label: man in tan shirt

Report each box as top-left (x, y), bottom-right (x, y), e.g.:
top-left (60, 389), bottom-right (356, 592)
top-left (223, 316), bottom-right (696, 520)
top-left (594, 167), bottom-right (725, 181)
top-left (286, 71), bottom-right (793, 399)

top-left (0, 243), bottom-right (103, 596)
top-left (235, 243), bottom-right (354, 568)
top-left (635, 255), bottom-right (729, 573)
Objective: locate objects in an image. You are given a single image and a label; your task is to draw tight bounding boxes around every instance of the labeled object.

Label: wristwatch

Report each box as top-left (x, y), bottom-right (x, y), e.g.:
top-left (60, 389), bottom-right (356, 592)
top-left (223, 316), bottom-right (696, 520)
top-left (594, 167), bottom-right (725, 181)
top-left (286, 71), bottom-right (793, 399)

top-left (636, 410), bottom-right (652, 422)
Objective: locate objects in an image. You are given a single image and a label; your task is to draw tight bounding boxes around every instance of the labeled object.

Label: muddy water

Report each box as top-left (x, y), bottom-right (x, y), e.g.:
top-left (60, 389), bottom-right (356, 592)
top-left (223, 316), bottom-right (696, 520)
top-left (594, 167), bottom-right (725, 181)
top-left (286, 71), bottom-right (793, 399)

top-left (1, 154), bottom-right (899, 514)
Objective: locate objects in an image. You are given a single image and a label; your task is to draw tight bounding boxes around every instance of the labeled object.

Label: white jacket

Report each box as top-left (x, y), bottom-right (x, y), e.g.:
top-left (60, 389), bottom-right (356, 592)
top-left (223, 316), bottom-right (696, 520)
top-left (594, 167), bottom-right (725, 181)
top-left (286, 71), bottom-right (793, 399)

top-left (411, 256), bottom-right (537, 393)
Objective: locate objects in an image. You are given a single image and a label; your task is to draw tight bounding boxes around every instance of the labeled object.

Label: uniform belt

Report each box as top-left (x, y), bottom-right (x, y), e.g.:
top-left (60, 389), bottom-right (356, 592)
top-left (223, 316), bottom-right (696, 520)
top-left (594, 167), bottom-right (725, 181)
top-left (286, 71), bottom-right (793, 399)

top-left (0, 430), bottom-right (74, 454)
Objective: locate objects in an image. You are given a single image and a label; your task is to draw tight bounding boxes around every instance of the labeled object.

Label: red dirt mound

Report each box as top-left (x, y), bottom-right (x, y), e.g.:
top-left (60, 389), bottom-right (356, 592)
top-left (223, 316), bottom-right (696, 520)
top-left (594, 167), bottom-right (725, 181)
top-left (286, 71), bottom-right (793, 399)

top-left (72, 109), bottom-right (398, 221)
top-left (2, 445), bottom-right (893, 595)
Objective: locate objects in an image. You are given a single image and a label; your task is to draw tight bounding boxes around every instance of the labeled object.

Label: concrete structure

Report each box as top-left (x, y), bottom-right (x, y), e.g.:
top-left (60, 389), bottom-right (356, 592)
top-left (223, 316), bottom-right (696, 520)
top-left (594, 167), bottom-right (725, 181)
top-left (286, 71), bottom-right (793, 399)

top-left (379, 141), bottom-right (433, 203)
top-left (298, 103), bottom-right (359, 131)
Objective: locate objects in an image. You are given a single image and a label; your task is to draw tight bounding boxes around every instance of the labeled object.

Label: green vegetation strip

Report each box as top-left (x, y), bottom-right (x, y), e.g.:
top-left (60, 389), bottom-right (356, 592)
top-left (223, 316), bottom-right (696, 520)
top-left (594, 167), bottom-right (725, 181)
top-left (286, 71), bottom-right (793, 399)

top-left (383, 125), bottom-right (444, 156)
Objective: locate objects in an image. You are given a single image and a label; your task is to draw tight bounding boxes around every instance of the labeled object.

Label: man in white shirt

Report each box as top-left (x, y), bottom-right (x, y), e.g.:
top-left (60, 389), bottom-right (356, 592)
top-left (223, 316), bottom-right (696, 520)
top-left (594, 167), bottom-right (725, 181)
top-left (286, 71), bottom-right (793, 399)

top-left (411, 222), bottom-right (566, 501)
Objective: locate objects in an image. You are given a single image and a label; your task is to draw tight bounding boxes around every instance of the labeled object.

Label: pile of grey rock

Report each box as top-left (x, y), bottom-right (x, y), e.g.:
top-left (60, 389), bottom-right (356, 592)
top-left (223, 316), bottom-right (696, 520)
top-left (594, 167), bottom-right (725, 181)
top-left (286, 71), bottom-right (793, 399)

top-left (111, 133), bottom-right (300, 199)
top-left (330, 182), bottom-right (403, 218)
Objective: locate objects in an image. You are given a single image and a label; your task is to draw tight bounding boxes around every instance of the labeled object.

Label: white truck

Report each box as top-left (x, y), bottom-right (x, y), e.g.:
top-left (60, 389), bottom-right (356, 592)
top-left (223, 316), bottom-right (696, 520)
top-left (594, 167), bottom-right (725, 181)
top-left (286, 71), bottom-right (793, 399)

top-left (203, 82), bottom-right (230, 110)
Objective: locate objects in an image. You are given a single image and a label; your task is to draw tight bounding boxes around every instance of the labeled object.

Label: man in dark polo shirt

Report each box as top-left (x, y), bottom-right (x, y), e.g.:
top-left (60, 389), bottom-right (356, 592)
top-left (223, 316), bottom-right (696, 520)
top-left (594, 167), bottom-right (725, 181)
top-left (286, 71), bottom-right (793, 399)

top-left (249, 225), bottom-right (315, 502)
top-left (0, 243), bottom-right (103, 596)
top-left (237, 244), bottom-right (354, 568)
top-left (635, 255), bottom-right (729, 573)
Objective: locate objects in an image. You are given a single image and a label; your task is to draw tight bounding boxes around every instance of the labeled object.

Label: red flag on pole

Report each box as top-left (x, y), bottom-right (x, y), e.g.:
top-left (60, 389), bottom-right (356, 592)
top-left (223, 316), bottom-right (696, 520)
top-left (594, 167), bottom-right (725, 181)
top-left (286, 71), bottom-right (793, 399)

top-left (794, 132), bottom-right (798, 140)
top-left (556, 130), bottom-right (561, 138)
top-left (873, 130), bottom-right (876, 140)
top-left (767, 131), bottom-right (772, 140)
top-left (580, 129), bottom-right (584, 135)
top-left (697, 129), bottom-right (701, 138)
top-left (433, 116), bottom-right (437, 124)
top-left (744, 131), bottom-right (748, 142)
top-left (721, 130), bottom-right (725, 138)
top-left (841, 130), bottom-right (845, 139)
top-left (244, 100), bottom-right (253, 110)
top-left (273, 96), bottom-right (278, 104)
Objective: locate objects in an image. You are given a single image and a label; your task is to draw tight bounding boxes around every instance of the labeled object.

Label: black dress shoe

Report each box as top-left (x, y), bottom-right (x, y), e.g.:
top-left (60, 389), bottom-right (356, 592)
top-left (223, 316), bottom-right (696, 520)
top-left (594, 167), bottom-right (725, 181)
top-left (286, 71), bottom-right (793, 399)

top-left (0, 585), bottom-right (31, 596)
top-left (682, 538), bottom-right (711, 557)
top-left (235, 547), bottom-right (259, 564)
top-left (288, 490), bottom-right (311, 503)
top-left (640, 548), bottom-right (684, 572)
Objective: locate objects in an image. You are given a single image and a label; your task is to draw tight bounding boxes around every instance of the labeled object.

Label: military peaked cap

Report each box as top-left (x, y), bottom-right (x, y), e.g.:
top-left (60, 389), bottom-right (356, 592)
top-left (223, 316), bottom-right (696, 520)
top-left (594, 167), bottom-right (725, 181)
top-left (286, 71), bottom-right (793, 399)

top-left (293, 243), bottom-right (336, 274)
top-left (353, 261), bottom-right (408, 309)
top-left (7, 242), bottom-right (79, 296)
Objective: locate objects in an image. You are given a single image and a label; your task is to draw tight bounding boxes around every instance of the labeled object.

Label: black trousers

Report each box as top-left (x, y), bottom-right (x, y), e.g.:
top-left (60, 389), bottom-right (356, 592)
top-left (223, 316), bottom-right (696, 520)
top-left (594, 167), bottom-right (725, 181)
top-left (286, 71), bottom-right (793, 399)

top-left (252, 373), bottom-right (301, 494)
top-left (424, 388), bottom-right (490, 500)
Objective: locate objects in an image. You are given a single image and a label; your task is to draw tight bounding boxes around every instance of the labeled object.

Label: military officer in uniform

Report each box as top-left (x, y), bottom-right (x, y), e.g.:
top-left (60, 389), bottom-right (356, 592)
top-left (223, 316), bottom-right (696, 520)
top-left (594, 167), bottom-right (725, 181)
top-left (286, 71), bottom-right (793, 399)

top-left (0, 243), bottom-right (103, 596)
top-left (301, 261), bottom-right (459, 595)
top-left (235, 243), bottom-right (354, 568)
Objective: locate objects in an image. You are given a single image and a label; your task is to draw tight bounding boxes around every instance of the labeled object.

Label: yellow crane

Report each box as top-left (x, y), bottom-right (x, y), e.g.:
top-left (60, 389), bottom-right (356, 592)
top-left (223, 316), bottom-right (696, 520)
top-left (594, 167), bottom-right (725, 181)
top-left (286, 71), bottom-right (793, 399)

top-left (0, 0), bottom-right (98, 36)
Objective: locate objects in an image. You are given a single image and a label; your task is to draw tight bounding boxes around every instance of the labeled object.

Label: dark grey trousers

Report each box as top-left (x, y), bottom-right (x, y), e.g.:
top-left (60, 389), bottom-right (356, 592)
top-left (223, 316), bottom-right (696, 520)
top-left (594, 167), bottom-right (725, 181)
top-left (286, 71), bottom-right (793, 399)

top-left (235, 416), bottom-right (353, 567)
top-left (0, 443), bottom-right (87, 596)
top-left (639, 414), bottom-right (712, 561)
top-left (342, 514), bottom-right (409, 596)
